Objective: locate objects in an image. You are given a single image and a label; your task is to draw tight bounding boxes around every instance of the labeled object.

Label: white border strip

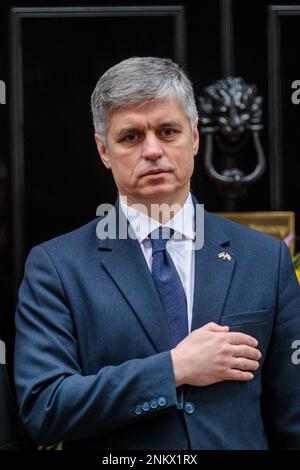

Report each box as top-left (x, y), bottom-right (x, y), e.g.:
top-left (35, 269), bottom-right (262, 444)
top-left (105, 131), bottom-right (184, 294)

top-left (0, 339), bottom-right (6, 364)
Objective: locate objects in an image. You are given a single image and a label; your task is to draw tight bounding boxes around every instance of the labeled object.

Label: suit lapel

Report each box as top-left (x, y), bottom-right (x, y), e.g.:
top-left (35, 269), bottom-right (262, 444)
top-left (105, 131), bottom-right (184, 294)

top-left (97, 201), bottom-right (172, 353)
top-left (191, 210), bottom-right (236, 331)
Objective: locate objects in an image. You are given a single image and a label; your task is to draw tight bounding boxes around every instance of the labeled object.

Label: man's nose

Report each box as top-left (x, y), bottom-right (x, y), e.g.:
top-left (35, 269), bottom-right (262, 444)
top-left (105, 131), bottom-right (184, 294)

top-left (142, 133), bottom-right (163, 160)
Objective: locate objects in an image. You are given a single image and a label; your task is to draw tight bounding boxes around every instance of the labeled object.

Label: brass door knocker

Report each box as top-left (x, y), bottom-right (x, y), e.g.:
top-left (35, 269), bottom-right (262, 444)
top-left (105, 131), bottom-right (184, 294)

top-left (198, 77), bottom-right (266, 208)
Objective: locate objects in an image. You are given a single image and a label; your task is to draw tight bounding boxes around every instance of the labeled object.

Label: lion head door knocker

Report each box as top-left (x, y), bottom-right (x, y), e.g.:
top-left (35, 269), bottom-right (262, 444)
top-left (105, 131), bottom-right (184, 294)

top-left (198, 77), bottom-right (266, 209)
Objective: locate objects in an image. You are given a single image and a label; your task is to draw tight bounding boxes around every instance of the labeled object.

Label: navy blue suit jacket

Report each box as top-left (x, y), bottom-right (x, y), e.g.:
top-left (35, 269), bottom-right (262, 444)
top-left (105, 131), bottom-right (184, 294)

top-left (14, 202), bottom-right (300, 449)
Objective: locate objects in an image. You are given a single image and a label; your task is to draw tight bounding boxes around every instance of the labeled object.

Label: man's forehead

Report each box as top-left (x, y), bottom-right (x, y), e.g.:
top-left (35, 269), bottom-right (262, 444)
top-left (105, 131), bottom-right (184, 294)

top-left (107, 98), bottom-right (187, 130)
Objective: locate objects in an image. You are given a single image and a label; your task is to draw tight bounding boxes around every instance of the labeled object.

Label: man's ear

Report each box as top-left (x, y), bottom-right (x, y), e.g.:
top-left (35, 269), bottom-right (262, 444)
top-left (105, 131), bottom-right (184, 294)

top-left (192, 117), bottom-right (199, 156)
top-left (94, 134), bottom-right (111, 170)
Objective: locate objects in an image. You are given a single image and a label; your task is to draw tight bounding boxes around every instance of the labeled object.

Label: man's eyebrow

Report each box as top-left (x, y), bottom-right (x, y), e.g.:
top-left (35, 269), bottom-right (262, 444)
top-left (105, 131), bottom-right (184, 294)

top-left (115, 121), bottom-right (182, 139)
top-left (115, 127), bottom-right (141, 139)
top-left (158, 121), bottom-right (182, 128)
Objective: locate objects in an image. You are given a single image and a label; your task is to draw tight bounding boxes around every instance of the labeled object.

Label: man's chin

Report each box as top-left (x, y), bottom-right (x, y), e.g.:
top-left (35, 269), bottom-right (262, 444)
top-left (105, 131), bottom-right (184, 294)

top-left (134, 185), bottom-right (183, 203)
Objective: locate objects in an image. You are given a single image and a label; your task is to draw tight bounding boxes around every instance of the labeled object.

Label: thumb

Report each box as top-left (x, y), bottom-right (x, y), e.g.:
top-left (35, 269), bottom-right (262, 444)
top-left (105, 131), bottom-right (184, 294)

top-left (202, 322), bottom-right (229, 332)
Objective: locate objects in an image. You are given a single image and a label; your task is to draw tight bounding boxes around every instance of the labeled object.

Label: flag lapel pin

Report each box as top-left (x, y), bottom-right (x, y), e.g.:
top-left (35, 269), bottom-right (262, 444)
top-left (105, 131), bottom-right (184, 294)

top-left (218, 252), bottom-right (232, 261)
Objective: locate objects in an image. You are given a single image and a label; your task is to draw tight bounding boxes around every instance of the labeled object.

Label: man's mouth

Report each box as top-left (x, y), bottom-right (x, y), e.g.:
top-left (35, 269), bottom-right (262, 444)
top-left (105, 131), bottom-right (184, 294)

top-left (142, 168), bottom-right (171, 177)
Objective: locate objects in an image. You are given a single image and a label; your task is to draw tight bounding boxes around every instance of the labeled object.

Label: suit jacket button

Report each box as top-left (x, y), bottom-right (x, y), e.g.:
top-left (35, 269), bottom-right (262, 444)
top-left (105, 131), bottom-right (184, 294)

top-left (158, 396), bottom-right (167, 407)
top-left (184, 402), bottom-right (195, 415)
top-left (142, 402), bottom-right (150, 412)
top-left (134, 405), bottom-right (143, 415)
top-left (150, 399), bottom-right (158, 409)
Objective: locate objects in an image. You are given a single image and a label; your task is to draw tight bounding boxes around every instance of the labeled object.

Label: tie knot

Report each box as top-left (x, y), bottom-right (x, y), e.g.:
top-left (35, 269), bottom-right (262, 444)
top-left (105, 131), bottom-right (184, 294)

top-left (149, 226), bottom-right (174, 254)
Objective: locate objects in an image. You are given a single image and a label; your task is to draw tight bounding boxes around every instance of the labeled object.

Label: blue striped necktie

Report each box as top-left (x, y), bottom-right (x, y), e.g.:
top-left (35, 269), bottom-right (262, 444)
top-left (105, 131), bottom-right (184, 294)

top-left (150, 226), bottom-right (189, 348)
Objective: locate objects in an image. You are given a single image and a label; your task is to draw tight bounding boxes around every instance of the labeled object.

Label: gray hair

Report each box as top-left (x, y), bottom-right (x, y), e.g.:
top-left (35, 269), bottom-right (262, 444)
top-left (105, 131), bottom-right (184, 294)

top-left (91, 57), bottom-right (198, 139)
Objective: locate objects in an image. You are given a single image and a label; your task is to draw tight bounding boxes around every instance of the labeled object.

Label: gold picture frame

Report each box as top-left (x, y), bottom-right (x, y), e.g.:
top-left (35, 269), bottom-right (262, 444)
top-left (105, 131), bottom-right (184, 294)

top-left (215, 211), bottom-right (295, 255)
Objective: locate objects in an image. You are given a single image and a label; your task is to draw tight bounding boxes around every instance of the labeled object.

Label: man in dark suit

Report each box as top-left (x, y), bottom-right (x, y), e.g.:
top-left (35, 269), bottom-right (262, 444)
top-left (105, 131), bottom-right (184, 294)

top-left (14, 57), bottom-right (300, 449)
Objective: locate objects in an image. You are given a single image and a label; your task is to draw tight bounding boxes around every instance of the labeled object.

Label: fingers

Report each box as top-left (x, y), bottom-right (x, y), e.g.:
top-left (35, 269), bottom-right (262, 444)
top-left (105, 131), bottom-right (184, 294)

top-left (201, 325), bottom-right (258, 350)
top-left (202, 322), bottom-right (230, 333)
top-left (232, 344), bottom-right (261, 361)
top-left (227, 332), bottom-right (258, 347)
top-left (225, 370), bottom-right (254, 381)
top-left (231, 356), bottom-right (260, 371)
top-left (229, 337), bottom-right (261, 374)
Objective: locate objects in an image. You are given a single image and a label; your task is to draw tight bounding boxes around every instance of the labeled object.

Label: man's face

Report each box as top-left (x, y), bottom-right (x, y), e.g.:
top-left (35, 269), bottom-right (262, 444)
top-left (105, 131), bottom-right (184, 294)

top-left (95, 98), bottom-right (199, 205)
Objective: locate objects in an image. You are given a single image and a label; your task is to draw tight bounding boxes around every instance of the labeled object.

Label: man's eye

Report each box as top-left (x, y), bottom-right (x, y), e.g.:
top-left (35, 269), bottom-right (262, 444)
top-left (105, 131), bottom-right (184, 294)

top-left (160, 129), bottom-right (177, 137)
top-left (124, 134), bottom-right (138, 142)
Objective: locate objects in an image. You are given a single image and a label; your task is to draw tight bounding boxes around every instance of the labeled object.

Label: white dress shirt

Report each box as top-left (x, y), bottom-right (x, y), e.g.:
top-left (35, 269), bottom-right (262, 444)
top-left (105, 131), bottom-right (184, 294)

top-left (120, 193), bottom-right (195, 332)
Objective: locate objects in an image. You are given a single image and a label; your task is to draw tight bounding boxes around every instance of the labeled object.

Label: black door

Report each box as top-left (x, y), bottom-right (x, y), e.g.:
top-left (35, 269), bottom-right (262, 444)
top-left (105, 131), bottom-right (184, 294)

top-left (0, 0), bottom-right (299, 349)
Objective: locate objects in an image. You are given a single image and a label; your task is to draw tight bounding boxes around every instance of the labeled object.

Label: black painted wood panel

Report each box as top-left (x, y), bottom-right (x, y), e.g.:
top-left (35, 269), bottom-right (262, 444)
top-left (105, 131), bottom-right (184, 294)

top-left (0, 0), bottom-right (299, 348)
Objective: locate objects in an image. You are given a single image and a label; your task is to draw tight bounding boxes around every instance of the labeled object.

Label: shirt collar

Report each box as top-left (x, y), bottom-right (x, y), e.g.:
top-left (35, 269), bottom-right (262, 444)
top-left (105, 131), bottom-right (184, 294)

top-left (119, 192), bottom-right (195, 244)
